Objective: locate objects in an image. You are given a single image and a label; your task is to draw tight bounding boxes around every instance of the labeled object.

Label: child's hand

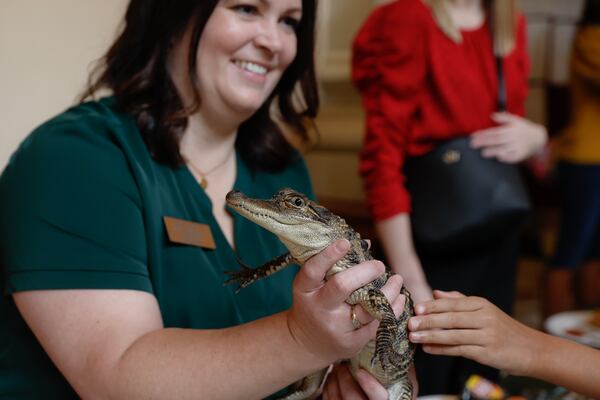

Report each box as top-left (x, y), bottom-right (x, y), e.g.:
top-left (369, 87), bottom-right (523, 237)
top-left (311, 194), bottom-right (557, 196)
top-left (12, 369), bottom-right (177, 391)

top-left (407, 290), bottom-right (542, 376)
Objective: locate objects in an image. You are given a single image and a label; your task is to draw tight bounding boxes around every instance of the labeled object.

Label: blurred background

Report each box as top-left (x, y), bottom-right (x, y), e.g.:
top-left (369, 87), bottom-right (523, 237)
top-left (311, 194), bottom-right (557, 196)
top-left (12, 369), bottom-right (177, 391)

top-left (0, 0), bottom-right (588, 328)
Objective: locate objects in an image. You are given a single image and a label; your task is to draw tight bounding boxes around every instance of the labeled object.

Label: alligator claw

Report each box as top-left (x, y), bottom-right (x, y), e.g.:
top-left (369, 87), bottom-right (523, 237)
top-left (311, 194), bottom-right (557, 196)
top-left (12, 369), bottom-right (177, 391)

top-left (224, 263), bottom-right (258, 292)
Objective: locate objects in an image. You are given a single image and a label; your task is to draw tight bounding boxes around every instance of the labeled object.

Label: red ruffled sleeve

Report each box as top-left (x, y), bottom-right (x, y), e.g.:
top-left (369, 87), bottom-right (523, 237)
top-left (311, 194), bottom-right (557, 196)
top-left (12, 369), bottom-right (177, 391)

top-left (352, 1), bottom-right (429, 221)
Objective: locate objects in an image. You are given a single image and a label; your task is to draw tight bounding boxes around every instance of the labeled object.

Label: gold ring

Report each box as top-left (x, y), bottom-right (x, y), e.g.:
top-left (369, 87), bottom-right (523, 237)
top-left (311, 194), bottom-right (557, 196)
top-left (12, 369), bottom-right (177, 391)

top-left (350, 306), bottom-right (362, 330)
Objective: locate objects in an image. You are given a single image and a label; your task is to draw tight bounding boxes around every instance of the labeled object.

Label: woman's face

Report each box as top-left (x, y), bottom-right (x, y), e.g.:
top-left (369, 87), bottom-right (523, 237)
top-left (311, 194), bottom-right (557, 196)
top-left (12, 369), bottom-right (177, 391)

top-left (191, 0), bottom-right (302, 122)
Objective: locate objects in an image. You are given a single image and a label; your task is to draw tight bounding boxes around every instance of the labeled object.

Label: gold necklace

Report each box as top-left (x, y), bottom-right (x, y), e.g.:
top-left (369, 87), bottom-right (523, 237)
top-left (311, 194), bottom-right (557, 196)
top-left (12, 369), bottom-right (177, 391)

top-left (183, 149), bottom-right (235, 189)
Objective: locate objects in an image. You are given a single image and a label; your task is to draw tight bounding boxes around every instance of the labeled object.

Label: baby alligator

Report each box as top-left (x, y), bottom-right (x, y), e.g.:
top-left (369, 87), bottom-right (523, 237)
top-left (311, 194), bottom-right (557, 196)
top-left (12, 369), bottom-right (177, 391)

top-left (225, 188), bottom-right (415, 400)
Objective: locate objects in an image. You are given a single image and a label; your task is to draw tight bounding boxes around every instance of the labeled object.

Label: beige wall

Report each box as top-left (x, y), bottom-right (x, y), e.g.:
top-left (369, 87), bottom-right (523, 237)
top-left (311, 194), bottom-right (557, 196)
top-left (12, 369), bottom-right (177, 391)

top-left (0, 0), bottom-right (127, 168)
top-left (1, 0), bottom-right (583, 202)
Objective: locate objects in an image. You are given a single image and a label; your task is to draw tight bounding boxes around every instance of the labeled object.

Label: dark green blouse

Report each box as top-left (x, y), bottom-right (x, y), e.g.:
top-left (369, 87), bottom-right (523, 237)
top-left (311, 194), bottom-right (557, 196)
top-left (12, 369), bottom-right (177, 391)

top-left (0, 98), bottom-right (314, 398)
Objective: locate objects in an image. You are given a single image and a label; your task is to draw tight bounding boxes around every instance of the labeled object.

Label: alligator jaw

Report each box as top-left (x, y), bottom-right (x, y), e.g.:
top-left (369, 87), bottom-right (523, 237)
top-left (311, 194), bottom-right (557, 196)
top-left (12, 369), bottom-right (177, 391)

top-left (226, 190), bottom-right (331, 261)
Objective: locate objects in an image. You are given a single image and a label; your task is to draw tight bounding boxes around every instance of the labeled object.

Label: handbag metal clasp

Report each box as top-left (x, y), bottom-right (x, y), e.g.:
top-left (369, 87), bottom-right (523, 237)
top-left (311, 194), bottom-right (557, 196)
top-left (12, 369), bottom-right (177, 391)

top-left (442, 149), bottom-right (461, 164)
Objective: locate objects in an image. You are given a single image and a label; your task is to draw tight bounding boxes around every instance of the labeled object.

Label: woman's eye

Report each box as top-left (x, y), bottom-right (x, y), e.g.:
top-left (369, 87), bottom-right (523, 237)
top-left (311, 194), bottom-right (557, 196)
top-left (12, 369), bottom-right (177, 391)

top-left (233, 5), bottom-right (258, 16)
top-left (281, 16), bottom-right (300, 31)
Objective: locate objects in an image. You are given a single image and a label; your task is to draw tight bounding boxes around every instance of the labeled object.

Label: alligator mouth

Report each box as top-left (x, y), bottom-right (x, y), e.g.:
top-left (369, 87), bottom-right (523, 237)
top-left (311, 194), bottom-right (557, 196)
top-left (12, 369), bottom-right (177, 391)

top-left (232, 202), bottom-right (294, 225)
top-left (226, 190), bottom-right (301, 227)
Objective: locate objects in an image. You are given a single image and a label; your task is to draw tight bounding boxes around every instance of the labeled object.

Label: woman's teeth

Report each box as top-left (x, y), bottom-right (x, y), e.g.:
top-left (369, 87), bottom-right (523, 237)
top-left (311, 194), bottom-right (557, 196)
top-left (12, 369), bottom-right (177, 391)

top-left (235, 61), bottom-right (267, 75)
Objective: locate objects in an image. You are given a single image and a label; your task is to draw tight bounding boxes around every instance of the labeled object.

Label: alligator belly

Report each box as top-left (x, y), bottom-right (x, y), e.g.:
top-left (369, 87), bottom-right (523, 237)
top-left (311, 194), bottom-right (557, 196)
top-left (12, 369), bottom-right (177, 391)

top-left (349, 340), bottom-right (403, 386)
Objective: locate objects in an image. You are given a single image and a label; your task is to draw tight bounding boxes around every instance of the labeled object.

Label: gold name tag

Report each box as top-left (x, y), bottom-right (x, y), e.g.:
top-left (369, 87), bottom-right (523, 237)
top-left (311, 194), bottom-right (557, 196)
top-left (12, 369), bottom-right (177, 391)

top-left (163, 216), bottom-right (216, 250)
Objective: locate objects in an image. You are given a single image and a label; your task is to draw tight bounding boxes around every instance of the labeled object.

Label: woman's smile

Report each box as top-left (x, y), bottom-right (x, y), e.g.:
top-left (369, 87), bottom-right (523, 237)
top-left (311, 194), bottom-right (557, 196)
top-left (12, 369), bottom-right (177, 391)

top-left (232, 59), bottom-right (271, 83)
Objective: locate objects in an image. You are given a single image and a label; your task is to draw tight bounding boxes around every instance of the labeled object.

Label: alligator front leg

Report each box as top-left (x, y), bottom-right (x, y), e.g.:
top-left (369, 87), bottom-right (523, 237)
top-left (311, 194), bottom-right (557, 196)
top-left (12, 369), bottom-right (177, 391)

top-left (376, 287), bottom-right (414, 374)
top-left (224, 252), bottom-right (297, 292)
top-left (347, 287), bottom-right (412, 372)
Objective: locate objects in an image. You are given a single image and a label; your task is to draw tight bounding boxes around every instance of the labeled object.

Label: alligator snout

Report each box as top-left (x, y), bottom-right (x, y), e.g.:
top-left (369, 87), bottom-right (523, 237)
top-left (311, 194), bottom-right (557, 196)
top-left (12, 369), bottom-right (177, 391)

top-left (225, 190), bottom-right (246, 205)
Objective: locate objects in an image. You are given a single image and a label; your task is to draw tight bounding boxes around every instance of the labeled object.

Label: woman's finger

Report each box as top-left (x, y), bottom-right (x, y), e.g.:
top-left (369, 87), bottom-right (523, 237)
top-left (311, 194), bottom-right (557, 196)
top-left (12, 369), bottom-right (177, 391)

top-left (351, 273), bottom-right (403, 325)
top-left (323, 369), bottom-right (342, 400)
top-left (471, 127), bottom-right (511, 148)
top-left (481, 144), bottom-right (510, 159)
top-left (391, 292), bottom-right (407, 318)
top-left (491, 111), bottom-right (520, 124)
top-left (381, 273), bottom-right (404, 301)
top-left (295, 240), bottom-right (350, 293)
top-left (354, 369), bottom-right (389, 400)
top-left (336, 363), bottom-right (368, 400)
top-left (319, 260), bottom-right (385, 308)
top-left (495, 144), bottom-right (524, 163)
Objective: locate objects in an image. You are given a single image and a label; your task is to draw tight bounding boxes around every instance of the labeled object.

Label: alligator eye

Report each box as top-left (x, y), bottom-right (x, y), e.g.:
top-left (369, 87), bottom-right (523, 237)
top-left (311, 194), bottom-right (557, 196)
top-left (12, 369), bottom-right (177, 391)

top-left (291, 197), bottom-right (305, 207)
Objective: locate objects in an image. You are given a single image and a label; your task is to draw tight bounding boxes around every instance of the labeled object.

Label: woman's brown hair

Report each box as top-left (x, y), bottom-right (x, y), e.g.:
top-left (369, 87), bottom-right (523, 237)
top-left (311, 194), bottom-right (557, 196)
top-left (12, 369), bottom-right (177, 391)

top-left (82, 0), bottom-right (319, 172)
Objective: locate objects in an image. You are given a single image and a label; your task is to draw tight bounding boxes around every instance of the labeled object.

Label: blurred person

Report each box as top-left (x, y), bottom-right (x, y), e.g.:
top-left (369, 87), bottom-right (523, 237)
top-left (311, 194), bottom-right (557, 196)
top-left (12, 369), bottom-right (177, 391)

top-left (408, 290), bottom-right (600, 400)
top-left (0, 0), bottom-right (408, 398)
top-left (352, 0), bottom-right (547, 395)
top-left (544, 0), bottom-right (600, 316)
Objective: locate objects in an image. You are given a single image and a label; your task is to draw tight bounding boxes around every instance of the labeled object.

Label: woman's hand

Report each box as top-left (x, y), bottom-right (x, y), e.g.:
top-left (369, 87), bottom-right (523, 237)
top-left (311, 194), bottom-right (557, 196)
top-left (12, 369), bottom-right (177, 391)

top-left (287, 239), bottom-right (406, 364)
top-left (322, 362), bottom-right (418, 400)
top-left (408, 290), bottom-right (542, 376)
top-left (470, 112), bottom-right (548, 163)
top-left (322, 362), bottom-right (387, 400)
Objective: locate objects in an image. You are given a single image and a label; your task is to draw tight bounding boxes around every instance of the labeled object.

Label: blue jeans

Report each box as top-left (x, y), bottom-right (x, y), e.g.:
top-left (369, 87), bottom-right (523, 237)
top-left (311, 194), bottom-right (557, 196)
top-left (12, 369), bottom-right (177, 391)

top-left (549, 161), bottom-right (600, 269)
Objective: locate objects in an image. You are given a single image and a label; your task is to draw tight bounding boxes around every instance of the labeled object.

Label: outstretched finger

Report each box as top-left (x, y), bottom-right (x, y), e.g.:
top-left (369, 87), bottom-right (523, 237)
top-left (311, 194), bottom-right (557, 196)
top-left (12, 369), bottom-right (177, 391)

top-left (409, 324), bottom-right (485, 345)
top-left (421, 344), bottom-right (484, 361)
top-left (409, 310), bottom-right (482, 332)
top-left (433, 290), bottom-right (465, 299)
top-left (295, 240), bottom-right (350, 293)
top-left (414, 296), bottom-right (484, 315)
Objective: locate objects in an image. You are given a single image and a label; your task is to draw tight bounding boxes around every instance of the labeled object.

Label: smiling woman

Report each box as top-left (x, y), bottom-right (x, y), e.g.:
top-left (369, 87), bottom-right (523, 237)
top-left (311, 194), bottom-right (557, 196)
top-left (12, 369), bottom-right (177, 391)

top-left (0, 0), bottom-right (407, 399)
top-left (170, 1), bottom-right (301, 133)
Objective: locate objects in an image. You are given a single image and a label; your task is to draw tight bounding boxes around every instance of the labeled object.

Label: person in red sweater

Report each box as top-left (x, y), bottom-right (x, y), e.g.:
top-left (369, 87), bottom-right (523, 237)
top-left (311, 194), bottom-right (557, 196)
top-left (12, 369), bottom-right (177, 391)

top-left (349, 0), bottom-right (547, 396)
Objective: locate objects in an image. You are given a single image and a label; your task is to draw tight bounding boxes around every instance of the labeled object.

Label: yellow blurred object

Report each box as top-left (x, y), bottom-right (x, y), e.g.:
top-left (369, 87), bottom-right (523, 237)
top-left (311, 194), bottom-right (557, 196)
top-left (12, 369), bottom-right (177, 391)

top-left (464, 375), bottom-right (505, 400)
top-left (554, 26), bottom-right (600, 164)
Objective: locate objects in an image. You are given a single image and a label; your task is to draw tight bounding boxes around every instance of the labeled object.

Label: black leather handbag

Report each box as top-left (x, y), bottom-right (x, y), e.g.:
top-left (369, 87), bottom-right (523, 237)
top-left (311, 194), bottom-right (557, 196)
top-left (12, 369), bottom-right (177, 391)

top-left (404, 57), bottom-right (531, 252)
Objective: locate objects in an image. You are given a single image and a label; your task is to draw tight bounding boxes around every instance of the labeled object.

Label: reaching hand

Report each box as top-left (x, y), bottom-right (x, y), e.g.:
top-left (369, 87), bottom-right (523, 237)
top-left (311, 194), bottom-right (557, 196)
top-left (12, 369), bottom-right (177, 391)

top-left (407, 290), bottom-right (542, 376)
top-left (470, 112), bottom-right (547, 163)
top-left (286, 239), bottom-right (405, 364)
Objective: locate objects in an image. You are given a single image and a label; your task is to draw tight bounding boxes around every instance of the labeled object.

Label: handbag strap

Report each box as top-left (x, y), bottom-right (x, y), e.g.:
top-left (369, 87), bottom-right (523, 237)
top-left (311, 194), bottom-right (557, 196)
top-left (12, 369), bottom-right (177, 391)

top-left (495, 55), bottom-right (507, 112)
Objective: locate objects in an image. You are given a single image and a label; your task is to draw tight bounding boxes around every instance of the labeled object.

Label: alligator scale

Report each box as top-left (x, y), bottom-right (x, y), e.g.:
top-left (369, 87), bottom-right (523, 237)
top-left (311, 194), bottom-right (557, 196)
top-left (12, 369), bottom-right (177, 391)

top-left (225, 188), bottom-right (415, 400)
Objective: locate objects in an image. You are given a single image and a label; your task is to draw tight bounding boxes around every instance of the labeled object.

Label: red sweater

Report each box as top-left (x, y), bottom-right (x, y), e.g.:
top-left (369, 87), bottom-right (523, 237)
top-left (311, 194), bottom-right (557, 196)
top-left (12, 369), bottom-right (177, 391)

top-left (352, 0), bottom-right (530, 221)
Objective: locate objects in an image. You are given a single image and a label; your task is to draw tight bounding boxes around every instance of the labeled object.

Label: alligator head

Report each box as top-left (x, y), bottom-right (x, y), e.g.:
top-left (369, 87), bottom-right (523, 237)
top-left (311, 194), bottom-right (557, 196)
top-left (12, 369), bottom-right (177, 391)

top-left (226, 188), bottom-right (351, 262)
